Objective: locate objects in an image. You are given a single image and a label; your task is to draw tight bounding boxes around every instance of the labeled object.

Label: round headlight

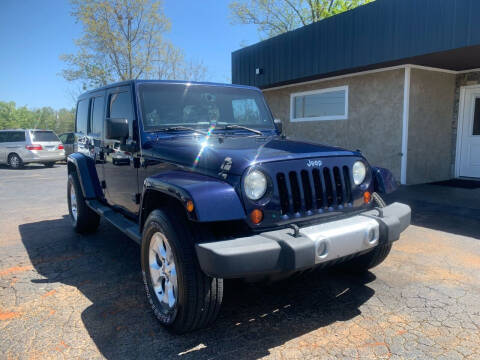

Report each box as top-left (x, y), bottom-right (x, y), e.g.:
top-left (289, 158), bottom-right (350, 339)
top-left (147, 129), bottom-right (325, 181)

top-left (352, 161), bottom-right (367, 185)
top-left (244, 169), bottom-right (267, 200)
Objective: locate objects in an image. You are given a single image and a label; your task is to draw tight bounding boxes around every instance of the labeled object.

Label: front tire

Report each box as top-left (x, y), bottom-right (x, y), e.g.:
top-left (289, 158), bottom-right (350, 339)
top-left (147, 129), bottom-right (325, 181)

top-left (8, 153), bottom-right (23, 169)
top-left (141, 209), bottom-right (223, 334)
top-left (67, 173), bottom-right (100, 233)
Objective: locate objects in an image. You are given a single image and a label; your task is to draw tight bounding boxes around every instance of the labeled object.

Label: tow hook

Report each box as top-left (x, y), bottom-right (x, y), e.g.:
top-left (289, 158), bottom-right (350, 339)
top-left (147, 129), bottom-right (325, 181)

top-left (288, 224), bottom-right (300, 238)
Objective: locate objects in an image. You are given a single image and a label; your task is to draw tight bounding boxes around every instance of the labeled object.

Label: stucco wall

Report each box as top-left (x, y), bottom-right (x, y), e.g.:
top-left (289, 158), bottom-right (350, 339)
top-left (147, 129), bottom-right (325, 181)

top-left (263, 69), bottom-right (404, 180)
top-left (407, 69), bottom-right (456, 184)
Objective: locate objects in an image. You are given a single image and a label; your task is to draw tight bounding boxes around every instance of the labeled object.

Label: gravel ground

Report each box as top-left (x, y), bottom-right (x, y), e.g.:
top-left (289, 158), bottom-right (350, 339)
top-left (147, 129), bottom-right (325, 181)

top-left (1, 164), bottom-right (479, 360)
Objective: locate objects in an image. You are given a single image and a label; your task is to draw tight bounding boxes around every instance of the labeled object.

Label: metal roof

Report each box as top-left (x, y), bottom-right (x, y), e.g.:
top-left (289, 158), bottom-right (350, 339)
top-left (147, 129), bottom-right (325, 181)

top-left (232, 0), bottom-right (480, 89)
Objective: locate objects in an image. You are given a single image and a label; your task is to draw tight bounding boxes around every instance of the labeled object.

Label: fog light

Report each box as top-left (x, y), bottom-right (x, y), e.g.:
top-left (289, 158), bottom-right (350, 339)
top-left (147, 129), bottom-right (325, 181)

top-left (250, 209), bottom-right (263, 224)
top-left (186, 200), bottom-right (194, 213)
top-left (363, 191), bottom-right (371, 204)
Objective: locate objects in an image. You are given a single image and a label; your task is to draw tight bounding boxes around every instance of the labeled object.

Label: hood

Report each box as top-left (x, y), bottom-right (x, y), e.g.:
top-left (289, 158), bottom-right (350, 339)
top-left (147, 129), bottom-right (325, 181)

top-left (142, 134), bottom-right (358, 176)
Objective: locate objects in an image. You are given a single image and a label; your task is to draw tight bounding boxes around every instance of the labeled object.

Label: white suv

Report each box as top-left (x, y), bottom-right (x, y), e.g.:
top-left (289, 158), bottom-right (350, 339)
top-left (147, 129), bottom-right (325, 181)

top-left (0, 129), bottom-right (65, 169)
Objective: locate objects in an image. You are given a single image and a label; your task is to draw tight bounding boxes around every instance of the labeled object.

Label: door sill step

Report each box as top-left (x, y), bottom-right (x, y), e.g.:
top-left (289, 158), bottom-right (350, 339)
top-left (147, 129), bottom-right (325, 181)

top-left (86, 200), bottom-right (141, 244)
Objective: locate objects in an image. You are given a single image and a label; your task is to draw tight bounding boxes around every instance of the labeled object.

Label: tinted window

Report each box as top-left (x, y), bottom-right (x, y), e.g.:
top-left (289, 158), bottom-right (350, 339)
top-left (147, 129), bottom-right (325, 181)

top-left (66, 133), bottom-right (75, 144)
top-left (473, 98), bottom-right (480, 136)
top-left (139, 84), bottom-right (274, 131)
top-left (0, 132), bottom-right (24, 142)
top-left (91, 96), bottom-right (105, 135)
top-left (76, 99), bottom-right (89, 133)
top-left (30, 131), bottom-right (59, 142)
top-left (59, 134), bottom-right (67, 143)
top-left (109, 92), bottom-right (132, 119)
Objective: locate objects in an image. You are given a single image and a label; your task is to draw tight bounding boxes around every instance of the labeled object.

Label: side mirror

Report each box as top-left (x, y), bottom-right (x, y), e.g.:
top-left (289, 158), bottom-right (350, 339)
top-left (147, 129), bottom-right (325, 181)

top-left (274, 119), bottom-right (283, 134)
top-left (106, 118), bottom-right (129, 140)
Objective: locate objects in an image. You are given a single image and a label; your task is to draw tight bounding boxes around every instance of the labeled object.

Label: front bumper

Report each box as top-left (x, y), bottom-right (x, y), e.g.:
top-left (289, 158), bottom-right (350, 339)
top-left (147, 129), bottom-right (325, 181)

top-left (196, 202), bottom-right (411, 278)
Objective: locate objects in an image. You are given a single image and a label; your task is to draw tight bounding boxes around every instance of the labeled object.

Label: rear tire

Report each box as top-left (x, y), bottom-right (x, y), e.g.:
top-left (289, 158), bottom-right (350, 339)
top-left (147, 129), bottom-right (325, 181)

top-left (67, 173), bottom-right (100, 233)
top-left (8, 153), bottom-right (23, 169)
top-left (141, 209), bottom-right (223, 334)
top-left (336, 192), bottom-right (391, 272)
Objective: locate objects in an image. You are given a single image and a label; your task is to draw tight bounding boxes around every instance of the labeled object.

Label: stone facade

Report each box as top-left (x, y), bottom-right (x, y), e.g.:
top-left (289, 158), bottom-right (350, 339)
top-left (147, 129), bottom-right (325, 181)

top-left (407, 69), bottom-right (456, 184)
top-left (263, 69), bottom-right (405, 180)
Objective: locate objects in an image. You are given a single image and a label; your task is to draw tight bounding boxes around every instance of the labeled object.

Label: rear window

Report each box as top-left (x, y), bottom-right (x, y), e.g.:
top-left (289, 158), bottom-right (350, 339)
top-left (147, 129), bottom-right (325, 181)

top-left (30, 131), bottom-right (59, 142)
top-left (0, 131), bottom-right (25, 142)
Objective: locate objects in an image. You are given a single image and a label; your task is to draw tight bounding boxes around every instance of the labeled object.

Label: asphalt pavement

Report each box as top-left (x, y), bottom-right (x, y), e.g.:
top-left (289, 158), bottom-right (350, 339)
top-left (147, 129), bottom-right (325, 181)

top-left (1, 163), bottom-right (479, 359)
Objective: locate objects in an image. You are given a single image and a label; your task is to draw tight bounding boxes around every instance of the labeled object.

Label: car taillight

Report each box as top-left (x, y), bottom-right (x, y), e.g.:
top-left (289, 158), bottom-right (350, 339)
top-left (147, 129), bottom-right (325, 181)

top-left (58, 144), bottom-right (64, 150)
top-left (26, 144), bottom-right (43, 150)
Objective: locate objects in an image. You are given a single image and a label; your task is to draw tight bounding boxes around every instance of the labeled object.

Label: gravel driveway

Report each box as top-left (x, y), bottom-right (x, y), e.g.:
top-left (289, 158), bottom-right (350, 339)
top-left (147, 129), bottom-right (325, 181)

top-left (1, 164), bottom-right (479, 359)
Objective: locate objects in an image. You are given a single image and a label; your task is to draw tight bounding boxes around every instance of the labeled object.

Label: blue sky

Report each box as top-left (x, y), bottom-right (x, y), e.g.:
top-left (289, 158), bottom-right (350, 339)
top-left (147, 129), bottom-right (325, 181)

top-left (0, 0), bottom-right (259, 109)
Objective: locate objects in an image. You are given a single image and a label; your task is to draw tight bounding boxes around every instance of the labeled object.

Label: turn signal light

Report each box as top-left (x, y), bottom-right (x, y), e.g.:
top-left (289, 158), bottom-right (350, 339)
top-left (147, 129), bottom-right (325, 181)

top-left (26, 144), bottom-right (43, 150)
top-left (250, 209), bottom-right (264, 224)
top-left (363, 191), bottom-right (372, 204)
top-left (186, 200), bottom-right (194, 213)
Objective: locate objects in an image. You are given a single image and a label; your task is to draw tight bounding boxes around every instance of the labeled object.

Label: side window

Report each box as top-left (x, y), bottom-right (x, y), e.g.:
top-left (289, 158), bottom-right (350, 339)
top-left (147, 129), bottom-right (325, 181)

top-left (76, 99), bottom-right (89, 134)
top-left (67, 133), bottom-right (75, 144)
top-left (109, 92), bottom-right (132, 119)
top-left (58, 134), bottom-right (67, 143)
top-left (91, 96), bottom-right (105, 135)
top-left (10, 132), bottom-right (26, 142)
top-left (0, 133), bottom-right (7, 143)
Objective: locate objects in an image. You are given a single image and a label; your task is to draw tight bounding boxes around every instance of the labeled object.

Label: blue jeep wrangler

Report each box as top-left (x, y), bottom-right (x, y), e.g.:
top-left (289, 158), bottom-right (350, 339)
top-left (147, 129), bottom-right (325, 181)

top-left (67, 80), bottom-right (411, 333)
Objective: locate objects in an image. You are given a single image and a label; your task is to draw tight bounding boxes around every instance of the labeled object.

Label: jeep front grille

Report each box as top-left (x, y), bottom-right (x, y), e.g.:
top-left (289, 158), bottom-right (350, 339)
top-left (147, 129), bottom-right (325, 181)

top-left (276, 166), bottom-right (352, 215)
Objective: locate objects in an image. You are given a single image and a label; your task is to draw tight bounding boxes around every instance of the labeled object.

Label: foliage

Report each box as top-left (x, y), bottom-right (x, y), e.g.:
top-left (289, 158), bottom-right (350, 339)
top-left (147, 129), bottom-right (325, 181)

top-left (230, 0), bottom-right (375, 38)
top-left (61, 0), bottom-right (207, 90)
top-left (0, 101), bottom-right (75, 134)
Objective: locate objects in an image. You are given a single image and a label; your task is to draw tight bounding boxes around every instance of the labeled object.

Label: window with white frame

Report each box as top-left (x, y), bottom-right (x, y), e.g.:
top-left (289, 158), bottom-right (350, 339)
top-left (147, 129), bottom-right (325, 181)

top-left (290, 86), bottom-right (348, 121)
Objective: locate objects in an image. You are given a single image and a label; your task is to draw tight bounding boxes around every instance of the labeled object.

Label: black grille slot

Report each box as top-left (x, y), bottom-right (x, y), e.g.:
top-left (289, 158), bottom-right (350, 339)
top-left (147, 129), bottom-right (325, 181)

top-left (343, 166), bottom-right (352, 203)
top-left (333, 167), bottom-right (343, 204)
top-left (312, 168), bottom-right (323, 208)
top-left (289, 171), bottom-right (302, 213)
top-left (300, 170), bottom-right (313, 210)
top-left (277, 173), bottom-right (289, 214)
top-left (323, 167), bottom-right (334, 207)
top-left (276, 164), bottom-right (353, 216)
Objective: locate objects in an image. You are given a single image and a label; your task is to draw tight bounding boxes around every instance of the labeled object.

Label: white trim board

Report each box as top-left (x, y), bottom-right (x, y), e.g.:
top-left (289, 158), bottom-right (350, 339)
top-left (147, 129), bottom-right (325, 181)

top-left (401, 66), bottom-right (411, 185)
top-left (262, 64), bottom-right (477, 93)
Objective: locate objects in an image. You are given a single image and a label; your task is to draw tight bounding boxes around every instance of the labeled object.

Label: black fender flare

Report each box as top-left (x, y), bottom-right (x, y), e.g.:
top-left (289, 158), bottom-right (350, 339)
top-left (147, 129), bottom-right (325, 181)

top-left (67, 153), bottom-right (103, 199)
top-left (372, 166), bottom-right (399, 194)
top-left (140, 170), bottom-right (246, 229)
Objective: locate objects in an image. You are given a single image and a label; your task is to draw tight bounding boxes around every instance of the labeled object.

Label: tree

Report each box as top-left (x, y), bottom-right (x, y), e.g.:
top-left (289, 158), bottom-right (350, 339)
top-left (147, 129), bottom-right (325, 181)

top-left (230, 0), bottom-right (375, 39)
top-left (0, 102), bottom-right (75, 134)
top-left (61, 0), bottom-right (207, 89)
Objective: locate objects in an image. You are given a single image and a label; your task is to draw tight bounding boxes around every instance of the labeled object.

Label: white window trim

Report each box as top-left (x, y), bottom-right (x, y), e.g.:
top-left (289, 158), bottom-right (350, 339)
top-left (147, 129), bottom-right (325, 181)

top-left (290, 85), bottom-right (349, 122)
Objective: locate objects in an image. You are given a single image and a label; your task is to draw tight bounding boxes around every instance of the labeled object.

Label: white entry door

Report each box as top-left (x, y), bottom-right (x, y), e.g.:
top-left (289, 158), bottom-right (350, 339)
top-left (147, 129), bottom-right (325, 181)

top-left (457, 86), bottom-right (480, 178)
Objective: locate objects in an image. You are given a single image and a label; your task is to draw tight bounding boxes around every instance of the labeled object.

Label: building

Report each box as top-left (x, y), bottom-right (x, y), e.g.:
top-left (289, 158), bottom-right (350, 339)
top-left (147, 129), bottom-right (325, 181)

top-left (231, 0), bottom-right (480, 184)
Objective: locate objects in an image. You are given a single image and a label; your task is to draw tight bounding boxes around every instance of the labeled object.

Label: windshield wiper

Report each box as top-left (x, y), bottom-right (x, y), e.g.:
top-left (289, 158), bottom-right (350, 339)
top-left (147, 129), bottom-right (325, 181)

top-left (157, 126), bottom-right (207, 135)
top-left (216, 124), bottom-right (263, 135)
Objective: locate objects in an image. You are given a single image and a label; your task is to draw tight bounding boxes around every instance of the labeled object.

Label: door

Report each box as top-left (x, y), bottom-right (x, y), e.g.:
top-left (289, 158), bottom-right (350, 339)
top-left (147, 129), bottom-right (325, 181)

top-left (0, 132), bottom-right (8, 163)
top-left (103, 87), bottom-right (140, 216)
top-left (457, 86), bottom-right (480, 178)
top-left (89, 93), bottom-right (106, 186)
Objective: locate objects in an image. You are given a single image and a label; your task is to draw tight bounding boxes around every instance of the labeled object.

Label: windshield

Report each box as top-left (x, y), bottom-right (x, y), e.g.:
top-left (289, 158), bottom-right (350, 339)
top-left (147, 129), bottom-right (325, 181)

top-left (139, 83), bottom-right (275, 132)
top-left (30, 131), bottom-right (60, 142)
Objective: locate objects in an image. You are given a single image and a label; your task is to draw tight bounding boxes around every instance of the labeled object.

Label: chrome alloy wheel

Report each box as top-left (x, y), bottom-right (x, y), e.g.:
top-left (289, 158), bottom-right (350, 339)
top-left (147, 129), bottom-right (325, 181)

top-left (69, 182), bottom-right (78, 222)
top-left (149, 232), bottom-right (178, 316)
